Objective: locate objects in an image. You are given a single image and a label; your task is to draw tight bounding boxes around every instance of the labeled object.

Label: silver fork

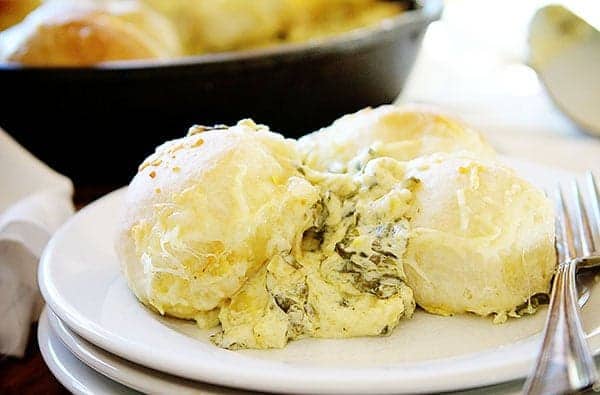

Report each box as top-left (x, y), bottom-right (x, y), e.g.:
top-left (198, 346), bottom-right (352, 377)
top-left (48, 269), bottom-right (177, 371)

top-left (523, 172), bottom-right (600, 395)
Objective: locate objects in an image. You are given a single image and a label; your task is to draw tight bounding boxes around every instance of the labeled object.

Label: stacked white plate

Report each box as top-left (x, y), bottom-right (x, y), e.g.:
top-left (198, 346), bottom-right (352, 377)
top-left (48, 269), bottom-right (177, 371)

top-left (38, 157), bottom-right (600, 395)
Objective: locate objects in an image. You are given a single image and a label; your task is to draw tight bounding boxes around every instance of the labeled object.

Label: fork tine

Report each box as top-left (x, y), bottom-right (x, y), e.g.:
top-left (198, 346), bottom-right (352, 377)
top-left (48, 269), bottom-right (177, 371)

top-left (556, 185), bottom-right (575, 262)
top-left (572, 180), bottom-right (595, 256)
top-left (553, 189), bottom-right (566, 264)
top-left (588, 172), bottom-right (600, 250)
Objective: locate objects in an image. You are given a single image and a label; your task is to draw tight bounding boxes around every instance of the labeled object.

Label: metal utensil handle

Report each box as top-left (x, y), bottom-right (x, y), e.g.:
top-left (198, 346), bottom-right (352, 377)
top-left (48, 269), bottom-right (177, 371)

top-left (523, 260), bottom-right (597, 395)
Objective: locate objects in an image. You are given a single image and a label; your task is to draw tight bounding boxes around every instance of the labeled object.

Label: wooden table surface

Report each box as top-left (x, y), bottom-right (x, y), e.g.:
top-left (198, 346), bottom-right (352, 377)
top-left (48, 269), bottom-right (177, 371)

top-left (0, 186), bottom-right (115, 395)
top-left (0, 325), bottom-right (68, 394)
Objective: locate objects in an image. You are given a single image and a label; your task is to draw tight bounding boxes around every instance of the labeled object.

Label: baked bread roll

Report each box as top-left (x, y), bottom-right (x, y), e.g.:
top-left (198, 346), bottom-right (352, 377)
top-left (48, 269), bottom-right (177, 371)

top-left (0, 0), bottom-right (181, 66)
top-left (116, 120), bottom-right (320, 326)
top-left (0, 0), bottom-right (40, 31)
top-left (298, 105), bottom-right (495, 172)
top-left (284, 0), bottom-right (405, 42)
top-left (404, 153), bottom-right (556, 322)
top-left (0, 0), bottom-right (405, 63)
top-left (143, 0), bottom-right (287, 54)
top-left (117, 106), bottom-right (556, 349)
top-left (143, 0), bottom-right (404, 54)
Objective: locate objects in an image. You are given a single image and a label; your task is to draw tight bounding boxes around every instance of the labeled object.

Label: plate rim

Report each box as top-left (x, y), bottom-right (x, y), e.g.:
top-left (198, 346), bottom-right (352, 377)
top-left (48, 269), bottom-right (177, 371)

top-left (37, 309), bottom-right (132, 395)
top-left (45, 307), bottom-right (253, 395)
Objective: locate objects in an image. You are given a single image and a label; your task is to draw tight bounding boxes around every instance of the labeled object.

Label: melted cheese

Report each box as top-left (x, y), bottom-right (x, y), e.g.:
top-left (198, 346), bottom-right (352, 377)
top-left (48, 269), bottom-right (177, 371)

top-left (212, 158), bottom-right (417, 349)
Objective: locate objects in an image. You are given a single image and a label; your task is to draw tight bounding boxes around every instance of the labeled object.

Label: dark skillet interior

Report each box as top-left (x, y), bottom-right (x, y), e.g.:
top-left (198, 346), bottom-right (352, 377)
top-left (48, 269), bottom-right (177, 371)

top-left (0, 0), bottom-right (441, 186)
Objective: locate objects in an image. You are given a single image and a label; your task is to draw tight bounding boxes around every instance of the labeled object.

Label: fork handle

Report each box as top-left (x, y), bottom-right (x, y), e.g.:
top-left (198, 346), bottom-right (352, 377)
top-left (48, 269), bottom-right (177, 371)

top-left (523, 260), bottom-right (598, 395)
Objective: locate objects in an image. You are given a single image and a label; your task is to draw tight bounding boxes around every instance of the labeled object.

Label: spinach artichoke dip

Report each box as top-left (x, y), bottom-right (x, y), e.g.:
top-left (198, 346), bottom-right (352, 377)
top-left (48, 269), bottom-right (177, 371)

top-left (117, 105), bottom-right (556, 350)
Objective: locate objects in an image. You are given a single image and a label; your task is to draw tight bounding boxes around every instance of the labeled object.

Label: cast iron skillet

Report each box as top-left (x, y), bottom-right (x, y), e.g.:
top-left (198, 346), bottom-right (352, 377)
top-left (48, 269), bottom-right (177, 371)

top-left (0, 0), bottom-right (442, 186)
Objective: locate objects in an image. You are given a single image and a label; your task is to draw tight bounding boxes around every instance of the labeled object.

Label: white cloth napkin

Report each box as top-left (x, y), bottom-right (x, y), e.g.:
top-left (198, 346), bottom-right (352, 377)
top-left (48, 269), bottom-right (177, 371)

top-left (0, 129), bottom-right (74, 357)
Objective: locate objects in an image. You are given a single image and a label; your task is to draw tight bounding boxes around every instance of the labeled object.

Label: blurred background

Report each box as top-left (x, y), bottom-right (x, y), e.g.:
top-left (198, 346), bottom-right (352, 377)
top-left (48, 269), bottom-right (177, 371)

top-left (400, 0), bottom-right (600, 171)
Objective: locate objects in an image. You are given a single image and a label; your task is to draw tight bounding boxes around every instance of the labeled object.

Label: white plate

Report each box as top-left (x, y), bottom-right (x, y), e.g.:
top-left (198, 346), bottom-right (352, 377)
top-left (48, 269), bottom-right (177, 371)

top-left (45, 307), bottom-right (533, 395)
top-left (39, 157), bottom-right (600, 394)
top-left (37, 309), bottom-right (137, 395)
top-left (46, 308), bottom-right (250, 395)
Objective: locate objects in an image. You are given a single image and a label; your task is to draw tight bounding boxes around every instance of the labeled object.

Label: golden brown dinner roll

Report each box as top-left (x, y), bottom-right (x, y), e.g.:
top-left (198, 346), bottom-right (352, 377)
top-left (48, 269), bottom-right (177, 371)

top-left (0, 0), bottom-right (40, 31)
top-left (143, 0), bottom-right (287, 54)
top-left (0, 0), bottom-right (181, 66)
top-left (404, 153), bottom-right (556, 321)
top-left (298, 105), bottom-right (495, 172)
top-left (284, 0), bottom-right (405, 42)
top-left (116, 120), bottom-right (320, 326)
top-left (143, 0), bottom-right (404, 54)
